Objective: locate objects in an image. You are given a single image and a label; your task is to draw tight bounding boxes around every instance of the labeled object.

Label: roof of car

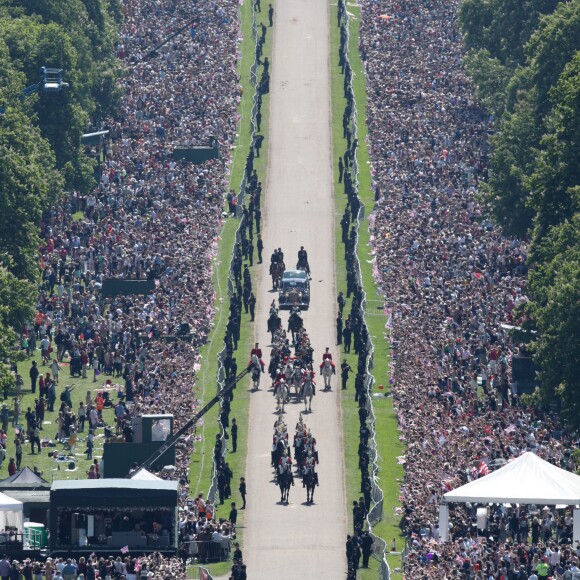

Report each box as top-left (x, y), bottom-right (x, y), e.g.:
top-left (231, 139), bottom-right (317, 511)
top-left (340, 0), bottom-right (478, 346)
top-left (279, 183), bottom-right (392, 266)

top-left (282, 270), bottom-right (308, 280)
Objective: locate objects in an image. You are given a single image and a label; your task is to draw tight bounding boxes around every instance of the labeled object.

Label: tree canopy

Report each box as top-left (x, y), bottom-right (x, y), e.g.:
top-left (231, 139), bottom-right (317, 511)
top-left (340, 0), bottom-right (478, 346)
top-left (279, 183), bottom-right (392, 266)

top-left (0, 0), bottom-right (122, 192)
top-left (459, 0), bottom-right (580, 425)
top-left (0, 0), bottom-right (121, 389)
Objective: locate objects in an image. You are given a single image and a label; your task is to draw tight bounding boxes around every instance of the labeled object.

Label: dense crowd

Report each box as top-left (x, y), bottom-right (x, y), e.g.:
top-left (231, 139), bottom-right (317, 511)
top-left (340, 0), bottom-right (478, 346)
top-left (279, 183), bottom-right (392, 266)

top-left (0, 552), bottom-right (185, 580)
top-left (18, 0), bottom-right (250, 574)
top-left (358, 0), bottom-right (580, 577)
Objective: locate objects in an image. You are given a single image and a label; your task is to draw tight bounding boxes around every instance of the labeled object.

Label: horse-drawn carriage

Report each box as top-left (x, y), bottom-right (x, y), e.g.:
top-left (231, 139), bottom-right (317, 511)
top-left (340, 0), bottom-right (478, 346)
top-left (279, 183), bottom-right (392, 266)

top-left (278, 269), bottom-right (310, 310)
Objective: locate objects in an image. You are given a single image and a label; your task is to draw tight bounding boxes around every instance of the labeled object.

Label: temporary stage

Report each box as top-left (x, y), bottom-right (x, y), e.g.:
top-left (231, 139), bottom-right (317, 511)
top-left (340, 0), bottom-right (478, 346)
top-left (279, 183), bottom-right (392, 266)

top-left (49, 479), bottom-right (179, 554)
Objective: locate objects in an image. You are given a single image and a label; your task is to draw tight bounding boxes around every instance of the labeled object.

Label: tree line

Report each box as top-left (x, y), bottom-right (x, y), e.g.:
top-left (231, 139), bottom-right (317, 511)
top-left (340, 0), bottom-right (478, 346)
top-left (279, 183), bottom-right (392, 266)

top-left (458, 0), bottom-right (579, 425)
top-left (0, 0), bottom-right (122, 387)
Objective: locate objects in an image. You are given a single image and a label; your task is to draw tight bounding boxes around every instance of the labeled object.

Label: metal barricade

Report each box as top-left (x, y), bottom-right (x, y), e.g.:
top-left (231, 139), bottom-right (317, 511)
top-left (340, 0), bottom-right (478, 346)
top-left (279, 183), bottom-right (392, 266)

top-left (185, 538), bottom-right (232, 565)
top-left (209, 3), bottom-right (263, 501)
top-left (187, 564), bottom-right (215, 579)
top-left (339, 3), bottom-right (391, 578)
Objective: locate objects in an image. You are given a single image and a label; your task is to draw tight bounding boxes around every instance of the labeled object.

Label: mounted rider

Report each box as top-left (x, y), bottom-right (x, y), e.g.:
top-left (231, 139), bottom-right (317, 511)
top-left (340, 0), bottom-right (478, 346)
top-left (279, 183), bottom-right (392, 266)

top-left (274, 367), bottom-right (286, 387)
top-left (272, 424), bottom-right (289, 469)
top-left (295, 414), bottom-right (306, 434)
top-left (278, 449), bottom-right (293, 474)
top-left (294, 330), bottom-right (314, 366)
top-left (249, 342), bottom-right (265, 372)
top-left (288, 307), bottom-right (303, 333)
top-left (271, 247), bottom-right (285, 266)
top-left (273, 415), bottom-right (287, 435)
top-left (273, 428), bottom-right (288, 447)
top-left (293, 362), bottom-right (306, 384)
top-left (297, 246), bottom-right (310, 276)
top-left (319, 347), bottom-right (336, 374)
top-left (303, 450), bottom-right (319, 486)
top-left (301, 367), bottom-right (316, 395)
top-left (269, 251), bottom-right (285, 290)
top-left (303, 430), bottom-right (319, 462)
top-left (267, 302), bottom-right (282, 336)
top-left (269, 300), bottom-right (278, 317)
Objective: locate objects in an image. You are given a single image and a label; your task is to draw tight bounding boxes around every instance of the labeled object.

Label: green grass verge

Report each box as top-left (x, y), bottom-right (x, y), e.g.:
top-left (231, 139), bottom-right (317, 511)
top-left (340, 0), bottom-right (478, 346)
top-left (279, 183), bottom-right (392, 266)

top-left (189, 0), bottom-right (273, 575)
top-left (329, 4), bottom-right (405, 578)
top-left (4, 353), bottom-right (120, 481)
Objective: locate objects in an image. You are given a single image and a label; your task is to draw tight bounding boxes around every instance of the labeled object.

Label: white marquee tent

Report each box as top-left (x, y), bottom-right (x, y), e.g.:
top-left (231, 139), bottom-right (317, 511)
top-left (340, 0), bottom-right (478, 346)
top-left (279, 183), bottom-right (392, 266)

top-left (439, 452), bottom-right (580, 543)
top-left (0, 492), bottom-right (23, 531)
top-left (130, 468), bottom-right (162, 481)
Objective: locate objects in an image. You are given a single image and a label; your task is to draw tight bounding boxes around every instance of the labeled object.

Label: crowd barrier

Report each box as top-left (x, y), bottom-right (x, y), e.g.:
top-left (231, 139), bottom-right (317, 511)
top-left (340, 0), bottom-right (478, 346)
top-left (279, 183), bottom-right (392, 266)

top-left (186, 564), bottom-right (215, 579)
top-left (209, 2), bottom-right (263, 502)
top-left (338, 3), bottom-right (391, 578)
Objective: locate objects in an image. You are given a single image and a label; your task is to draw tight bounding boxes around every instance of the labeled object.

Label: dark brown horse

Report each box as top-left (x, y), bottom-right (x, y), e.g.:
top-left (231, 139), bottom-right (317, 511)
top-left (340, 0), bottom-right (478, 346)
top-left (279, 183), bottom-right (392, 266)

top-left (270, 260), bottom-right (285, 290)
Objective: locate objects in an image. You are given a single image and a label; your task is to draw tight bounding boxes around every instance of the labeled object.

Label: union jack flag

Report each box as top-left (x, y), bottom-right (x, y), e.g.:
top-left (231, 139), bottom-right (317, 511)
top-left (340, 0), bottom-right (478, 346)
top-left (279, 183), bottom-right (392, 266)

top-left (120, 545), bottom-right (129, 554)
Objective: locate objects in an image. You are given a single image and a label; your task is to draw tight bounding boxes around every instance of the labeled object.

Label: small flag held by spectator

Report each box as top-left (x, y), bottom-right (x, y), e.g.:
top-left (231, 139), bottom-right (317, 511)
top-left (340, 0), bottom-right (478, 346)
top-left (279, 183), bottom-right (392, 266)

top-left (478, 461), bottom-right (490, 476)
top-left (120, 545), bottom-right (129, 554)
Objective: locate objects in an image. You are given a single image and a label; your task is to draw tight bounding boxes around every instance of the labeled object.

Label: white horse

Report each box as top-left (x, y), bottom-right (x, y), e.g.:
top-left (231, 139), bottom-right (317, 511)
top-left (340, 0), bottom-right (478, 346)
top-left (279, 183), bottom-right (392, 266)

top-left (321, 359), bottom-right (335, 390)
top-left (302, 377), bottom-right (315, 412)
top-left (250, 354), bottom-right (262, 390)
top-left (292, 367), bottom-right (304, 397)
top-left (275, 380), bottom-right (289, 414)
top-left (284, 361), bottom-right (294, 388)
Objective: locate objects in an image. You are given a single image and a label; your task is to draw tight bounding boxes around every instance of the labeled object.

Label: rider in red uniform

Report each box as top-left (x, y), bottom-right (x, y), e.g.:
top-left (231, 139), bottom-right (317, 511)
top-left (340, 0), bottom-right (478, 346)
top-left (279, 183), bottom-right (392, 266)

top-left (319, 347), bottom-right (336, 373)
top-left (249, 342), bottom-right (265, 372)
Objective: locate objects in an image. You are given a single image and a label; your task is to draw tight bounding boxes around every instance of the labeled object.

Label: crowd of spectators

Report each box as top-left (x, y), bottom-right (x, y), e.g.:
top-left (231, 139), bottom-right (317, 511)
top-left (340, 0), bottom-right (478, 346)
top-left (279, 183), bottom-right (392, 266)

top-left (357, 0), bottom-right (580, 577)
top-left (16, 0), bottom-right (250, 574)
top-left (0, 552), bottom-right (185, 580)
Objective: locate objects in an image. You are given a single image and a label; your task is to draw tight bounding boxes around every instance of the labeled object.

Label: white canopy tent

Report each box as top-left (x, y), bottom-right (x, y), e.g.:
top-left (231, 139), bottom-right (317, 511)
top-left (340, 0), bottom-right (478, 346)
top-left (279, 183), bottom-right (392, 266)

top-left (0, 492), bottom-right (23, 531)
top-left (440, 453), bottom-right (580, 543)
top-left (130, 468), bottom-right (162, 481)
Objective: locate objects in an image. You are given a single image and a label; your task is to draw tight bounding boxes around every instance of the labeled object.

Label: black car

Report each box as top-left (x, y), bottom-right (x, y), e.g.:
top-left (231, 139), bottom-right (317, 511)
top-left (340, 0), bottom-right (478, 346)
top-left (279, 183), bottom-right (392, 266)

top-left (278, 269), bottom-right (310, 309)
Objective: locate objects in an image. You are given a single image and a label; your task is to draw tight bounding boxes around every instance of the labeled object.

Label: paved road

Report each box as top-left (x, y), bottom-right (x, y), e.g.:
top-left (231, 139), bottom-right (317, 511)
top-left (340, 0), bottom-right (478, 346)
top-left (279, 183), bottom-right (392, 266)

top-left (243, 0), bottom-right (347, 577)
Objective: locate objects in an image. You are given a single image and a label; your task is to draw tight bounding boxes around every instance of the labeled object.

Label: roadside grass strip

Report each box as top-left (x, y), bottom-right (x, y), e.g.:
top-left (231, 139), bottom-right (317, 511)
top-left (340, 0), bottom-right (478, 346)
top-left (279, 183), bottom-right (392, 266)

top-left (329, 2), bottom-right (405, 577)
top-left (188, 0), bottom-right (273, 575)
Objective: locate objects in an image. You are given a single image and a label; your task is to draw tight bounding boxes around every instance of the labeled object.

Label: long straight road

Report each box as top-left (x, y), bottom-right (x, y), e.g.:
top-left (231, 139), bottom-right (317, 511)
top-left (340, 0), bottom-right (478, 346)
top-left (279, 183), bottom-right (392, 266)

top-left (243, 0), bottom-right (347, 577)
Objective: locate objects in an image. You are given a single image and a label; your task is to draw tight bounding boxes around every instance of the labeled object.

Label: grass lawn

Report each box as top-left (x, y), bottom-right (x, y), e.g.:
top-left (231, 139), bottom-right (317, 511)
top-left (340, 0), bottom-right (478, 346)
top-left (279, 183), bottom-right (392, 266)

top-left (188, 0), bottom-right (273, 575)
top-left (329, 3), bottom-right (405, 578)
top-left (6, 352), bottom-right (118, 481)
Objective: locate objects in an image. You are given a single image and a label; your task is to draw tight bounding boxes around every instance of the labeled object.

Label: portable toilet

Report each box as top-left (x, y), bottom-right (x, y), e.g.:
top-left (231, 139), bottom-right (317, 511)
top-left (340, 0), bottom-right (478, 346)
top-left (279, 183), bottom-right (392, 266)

top-left (24, 522), bottom-right (48, 548)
